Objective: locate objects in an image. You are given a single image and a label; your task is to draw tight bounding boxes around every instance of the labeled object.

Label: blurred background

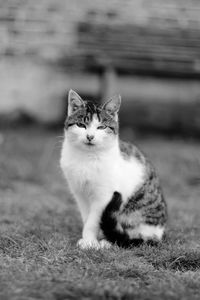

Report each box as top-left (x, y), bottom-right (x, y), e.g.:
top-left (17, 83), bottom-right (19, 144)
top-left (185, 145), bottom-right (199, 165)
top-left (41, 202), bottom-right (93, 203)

top-left (0, 0), bottom-right (200, 136)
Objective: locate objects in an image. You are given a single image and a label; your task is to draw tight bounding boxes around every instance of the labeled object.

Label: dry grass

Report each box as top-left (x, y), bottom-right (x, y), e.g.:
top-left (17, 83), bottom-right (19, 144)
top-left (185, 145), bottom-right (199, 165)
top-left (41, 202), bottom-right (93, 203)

top-left (0, 126), bottom-right (200, 300)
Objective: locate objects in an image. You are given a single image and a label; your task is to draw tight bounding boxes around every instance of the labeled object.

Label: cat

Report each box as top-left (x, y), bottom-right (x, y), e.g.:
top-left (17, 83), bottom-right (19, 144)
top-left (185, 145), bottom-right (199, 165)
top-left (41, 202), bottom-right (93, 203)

top-left (60, 89), bottom-right (167, 249)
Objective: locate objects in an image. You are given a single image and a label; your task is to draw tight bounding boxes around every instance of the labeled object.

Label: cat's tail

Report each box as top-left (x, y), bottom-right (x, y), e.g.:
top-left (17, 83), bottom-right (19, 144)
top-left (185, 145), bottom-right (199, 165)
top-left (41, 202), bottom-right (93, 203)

top-left (100, 191), bottom-right (140, 247)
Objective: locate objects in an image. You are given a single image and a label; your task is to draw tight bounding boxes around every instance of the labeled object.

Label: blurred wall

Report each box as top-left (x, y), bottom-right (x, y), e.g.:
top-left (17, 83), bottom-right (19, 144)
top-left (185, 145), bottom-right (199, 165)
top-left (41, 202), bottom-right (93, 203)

top-left (0, 0), bottom-right (200, 123)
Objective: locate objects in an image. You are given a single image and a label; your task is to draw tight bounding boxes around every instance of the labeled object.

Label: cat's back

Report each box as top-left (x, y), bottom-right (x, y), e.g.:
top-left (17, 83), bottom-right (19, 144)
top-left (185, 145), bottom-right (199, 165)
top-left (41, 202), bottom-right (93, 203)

top-left (119, 140), bottom-right (146, 164)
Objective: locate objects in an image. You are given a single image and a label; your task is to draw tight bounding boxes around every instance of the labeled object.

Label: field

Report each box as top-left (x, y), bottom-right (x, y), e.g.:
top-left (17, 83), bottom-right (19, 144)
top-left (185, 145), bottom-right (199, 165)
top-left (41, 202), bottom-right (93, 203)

top-left (0, 126), bottom-right (200, 300)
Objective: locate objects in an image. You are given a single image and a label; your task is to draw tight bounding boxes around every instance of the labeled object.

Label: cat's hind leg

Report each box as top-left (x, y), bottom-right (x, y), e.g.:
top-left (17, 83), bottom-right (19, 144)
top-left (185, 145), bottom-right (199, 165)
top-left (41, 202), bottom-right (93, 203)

top-left (127, 223), bottom-right (165, 242)
top-left (139, 224), bottom-right (164, 241)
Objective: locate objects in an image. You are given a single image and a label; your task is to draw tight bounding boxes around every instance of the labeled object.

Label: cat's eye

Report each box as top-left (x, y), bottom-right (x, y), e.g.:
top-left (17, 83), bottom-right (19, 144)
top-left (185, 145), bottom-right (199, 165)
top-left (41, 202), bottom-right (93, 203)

top-left (97, 125), bottom-right (107, 130)
top-left (77, 123), bottom-right (86, 129)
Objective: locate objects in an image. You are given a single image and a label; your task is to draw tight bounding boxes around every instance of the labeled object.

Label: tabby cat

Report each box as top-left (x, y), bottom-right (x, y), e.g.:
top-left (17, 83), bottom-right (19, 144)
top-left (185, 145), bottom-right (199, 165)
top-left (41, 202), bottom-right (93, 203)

top-left (60, 90), bottom-right (167, 249)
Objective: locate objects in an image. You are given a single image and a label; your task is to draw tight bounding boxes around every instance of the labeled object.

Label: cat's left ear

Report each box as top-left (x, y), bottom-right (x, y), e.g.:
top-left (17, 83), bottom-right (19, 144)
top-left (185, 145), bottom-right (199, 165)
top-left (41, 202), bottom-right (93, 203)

top-left (68, 89), bottom-right (85, 116)
top-left (102, 95), bottom-right (121, 117)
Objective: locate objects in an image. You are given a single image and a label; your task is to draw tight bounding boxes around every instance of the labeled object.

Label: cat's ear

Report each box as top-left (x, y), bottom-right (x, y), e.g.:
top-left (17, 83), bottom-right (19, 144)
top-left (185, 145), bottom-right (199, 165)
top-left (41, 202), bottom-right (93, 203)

top-left (68, 89), bottom-right (85, 115)
top-left (102, 95), bottom-right (121, 117)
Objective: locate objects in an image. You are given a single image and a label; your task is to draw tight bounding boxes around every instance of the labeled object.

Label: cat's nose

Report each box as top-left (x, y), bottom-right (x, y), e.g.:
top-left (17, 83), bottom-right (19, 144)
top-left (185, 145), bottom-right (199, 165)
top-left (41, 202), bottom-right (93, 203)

top-left (86, 134), bottom-right (94, 141)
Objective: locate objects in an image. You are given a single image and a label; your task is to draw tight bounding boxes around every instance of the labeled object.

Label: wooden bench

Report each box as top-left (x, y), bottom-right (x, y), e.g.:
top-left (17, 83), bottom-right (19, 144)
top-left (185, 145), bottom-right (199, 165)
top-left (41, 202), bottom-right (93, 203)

top-left (77, 22), bottom-right (200, 75)
top-left (65, 21), bottom-right (200, 99)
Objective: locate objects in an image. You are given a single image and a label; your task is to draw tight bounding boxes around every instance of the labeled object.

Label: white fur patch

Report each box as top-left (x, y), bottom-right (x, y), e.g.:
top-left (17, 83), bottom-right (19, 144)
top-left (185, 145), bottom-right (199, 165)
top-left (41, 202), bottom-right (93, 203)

top-left (127, 224), bottom-right (164, 241)
top-left (118, 157), bottom-right (145, 204)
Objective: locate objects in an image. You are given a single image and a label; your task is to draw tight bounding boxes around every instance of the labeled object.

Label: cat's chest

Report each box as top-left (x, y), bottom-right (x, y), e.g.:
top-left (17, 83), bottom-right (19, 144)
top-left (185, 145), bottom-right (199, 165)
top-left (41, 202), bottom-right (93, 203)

top-left (68, 160), bottom-right (104, 183)
top-left (62, 152), bottom-right (118, 193)
top-left (61, 144), bottom-right (145, 203)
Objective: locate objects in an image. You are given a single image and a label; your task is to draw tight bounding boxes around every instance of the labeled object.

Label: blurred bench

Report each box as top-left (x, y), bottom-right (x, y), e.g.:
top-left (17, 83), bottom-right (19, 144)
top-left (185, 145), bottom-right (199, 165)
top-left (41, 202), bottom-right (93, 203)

top-left (63, 21), bottom-right (200, 99)
top-left (77, 21), bottom-right (200, 74)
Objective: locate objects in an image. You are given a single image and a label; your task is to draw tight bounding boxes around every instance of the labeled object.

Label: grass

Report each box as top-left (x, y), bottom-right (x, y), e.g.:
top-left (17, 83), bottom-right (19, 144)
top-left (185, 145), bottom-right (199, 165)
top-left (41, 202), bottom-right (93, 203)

top-left (0, 126), bottom-right (200, 300)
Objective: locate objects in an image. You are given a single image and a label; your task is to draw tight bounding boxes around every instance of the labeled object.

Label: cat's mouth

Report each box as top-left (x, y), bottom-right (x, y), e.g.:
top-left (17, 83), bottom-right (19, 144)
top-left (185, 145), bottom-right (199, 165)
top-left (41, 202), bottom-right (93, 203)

top-left (84, 141), bottom-right (95, 147)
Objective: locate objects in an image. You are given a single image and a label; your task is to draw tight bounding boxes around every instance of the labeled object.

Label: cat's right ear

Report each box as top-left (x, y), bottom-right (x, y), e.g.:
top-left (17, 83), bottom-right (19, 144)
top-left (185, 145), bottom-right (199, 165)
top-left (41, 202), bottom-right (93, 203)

top-left (68, 89), bottom-right (85, 116)
top-left (102, 95), bottom-right (121, 118)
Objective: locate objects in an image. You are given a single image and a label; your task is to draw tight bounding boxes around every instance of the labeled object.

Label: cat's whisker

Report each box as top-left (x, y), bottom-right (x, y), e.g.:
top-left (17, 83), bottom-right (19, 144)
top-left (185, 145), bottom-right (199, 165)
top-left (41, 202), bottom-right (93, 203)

top-left (55, 139), bottom-right (64, 144)
top-left (54, 143), bottom-right (64, 151)
top-left (55, 136), bottom-right (64, 146)
top-left (55, 136), bottom-right (64, 141)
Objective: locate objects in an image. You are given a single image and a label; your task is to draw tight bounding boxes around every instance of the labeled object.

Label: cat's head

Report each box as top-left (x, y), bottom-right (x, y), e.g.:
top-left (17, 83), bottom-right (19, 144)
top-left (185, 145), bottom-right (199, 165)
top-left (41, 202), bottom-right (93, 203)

top-left (64, 89), bottom-right (121, 151)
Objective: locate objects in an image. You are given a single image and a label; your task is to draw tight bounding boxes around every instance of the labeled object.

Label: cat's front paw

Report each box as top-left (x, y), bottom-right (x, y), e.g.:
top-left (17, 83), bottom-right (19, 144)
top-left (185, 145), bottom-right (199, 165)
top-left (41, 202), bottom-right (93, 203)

top-left (77, 238), bottom-right (101, 250)
top-left (99, 239), bottom-right (112, 249)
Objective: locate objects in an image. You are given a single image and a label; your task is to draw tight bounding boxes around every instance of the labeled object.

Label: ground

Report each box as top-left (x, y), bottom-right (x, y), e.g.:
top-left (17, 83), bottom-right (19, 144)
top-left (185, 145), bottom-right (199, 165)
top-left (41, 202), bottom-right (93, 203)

top-left (0, 126), bottom-right (200, 300)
